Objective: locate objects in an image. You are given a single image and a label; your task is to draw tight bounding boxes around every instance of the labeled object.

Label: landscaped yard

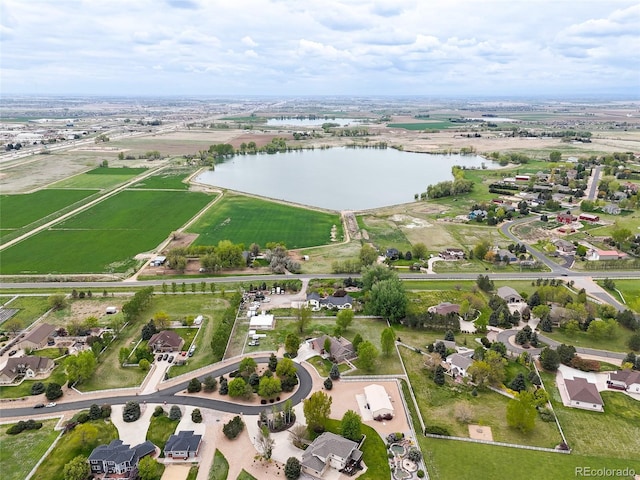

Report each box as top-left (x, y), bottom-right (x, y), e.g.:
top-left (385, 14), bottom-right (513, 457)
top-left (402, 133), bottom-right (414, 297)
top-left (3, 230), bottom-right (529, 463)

top-left (598, 279), bottom-right (640, 313)
top-left (208, 449), bottom-right (229, 480)
top-left (0, 189), bottom-right (213, 274)
top-left (0, 295), bottom-right (51, 329)
top-left (146, 414), bottom-right (179, 455)
top-left (33, 419), bottom-right (118, 480)
top-left (188, 194), bottom-right (343, 249)
top-left (306, 356), bottom-right (352, 377)
top-left (0, 419), bottom-right (61, 480)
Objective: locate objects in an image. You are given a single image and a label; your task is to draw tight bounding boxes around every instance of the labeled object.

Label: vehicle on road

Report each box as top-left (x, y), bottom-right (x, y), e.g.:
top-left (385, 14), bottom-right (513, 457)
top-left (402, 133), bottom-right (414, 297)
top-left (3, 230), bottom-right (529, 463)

top-left (8, 350), bottom-right (17, 356)
top-left (168, 355), bottom-right (174, 363)
top-left (46, 402), bottom-right (56, 408)
top-left (34, 403), bottom-right (44, 409)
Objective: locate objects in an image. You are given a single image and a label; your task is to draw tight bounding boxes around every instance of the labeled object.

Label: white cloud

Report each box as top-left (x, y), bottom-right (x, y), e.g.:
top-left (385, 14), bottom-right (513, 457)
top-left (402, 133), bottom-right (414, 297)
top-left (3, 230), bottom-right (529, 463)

top-left (241, 36), bottom-right (258, 47)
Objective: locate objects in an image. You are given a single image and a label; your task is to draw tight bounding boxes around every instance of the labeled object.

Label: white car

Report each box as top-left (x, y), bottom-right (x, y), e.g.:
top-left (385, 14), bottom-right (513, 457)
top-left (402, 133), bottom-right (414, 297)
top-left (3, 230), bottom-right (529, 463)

top-left (45, 402), bottom-right (56, 408)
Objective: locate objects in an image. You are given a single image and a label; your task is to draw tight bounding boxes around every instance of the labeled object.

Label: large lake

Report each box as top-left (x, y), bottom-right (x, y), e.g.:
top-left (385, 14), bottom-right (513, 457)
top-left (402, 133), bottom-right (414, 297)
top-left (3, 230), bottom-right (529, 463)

top-left (195, 147), bottom-right (493, 211)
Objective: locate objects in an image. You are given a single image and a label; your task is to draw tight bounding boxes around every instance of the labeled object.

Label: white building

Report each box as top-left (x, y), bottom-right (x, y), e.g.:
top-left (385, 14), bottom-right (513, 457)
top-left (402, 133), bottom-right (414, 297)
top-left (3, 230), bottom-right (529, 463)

top-left (364, 384), bottom-right (394, 419)
top-left (249, 311), bottom-right (275, 330)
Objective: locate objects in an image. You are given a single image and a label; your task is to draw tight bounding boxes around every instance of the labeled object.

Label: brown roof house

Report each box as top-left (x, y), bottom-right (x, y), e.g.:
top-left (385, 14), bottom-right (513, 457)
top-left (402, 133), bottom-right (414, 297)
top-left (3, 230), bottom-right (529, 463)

top-left (310, 335), bottom-right (356, 362)
top-left (0, 356), bottom-right (54, 384)
top-left (301, 432), bottom-right (363, 478)
top-left (148, 330), bottom-right (184, 353)
top-left (608, 370), bottom-right (640, 394)
top-left (428, 302), bottom-right (460, 316)
top-left (19, 323), bottom-right (57, 351)
top-left (564, 377), bottom-right (603, 412)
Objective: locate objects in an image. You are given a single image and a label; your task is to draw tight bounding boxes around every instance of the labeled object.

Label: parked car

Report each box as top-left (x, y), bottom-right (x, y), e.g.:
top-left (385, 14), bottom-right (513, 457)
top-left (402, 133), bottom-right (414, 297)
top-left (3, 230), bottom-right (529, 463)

top-left (168, 356), bottom-right (174, 363)
top-left (45, 402), bottom-right (56, 408)
top-left (248, 340), bottom-right (260, 346)
top-left (157, 355), bottom-right (163, 362)
top-left (8, 350), bottom-right (17, 356)
top-left (162, 353), bottom-right (168, 361)
top-left (34, 403), bottom-right (45, 409)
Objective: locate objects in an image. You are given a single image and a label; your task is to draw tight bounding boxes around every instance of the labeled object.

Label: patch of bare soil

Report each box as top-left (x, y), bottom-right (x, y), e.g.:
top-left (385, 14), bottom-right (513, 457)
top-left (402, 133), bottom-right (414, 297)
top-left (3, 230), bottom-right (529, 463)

top-left (163, 233), bottom-right (199, 251)
top-left (229, 132), bottom-right (294, 148)
top-left (69, 300), bottom-right (120, 322)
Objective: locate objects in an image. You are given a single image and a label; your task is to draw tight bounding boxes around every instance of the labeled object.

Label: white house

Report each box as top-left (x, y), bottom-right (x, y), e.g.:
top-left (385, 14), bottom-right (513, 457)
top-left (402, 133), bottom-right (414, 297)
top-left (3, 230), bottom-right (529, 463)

top-left (249, 311), bottom-right (275, 330)
top-left (564, 377), bottom-right (603, 412)
top-left (588, 249), bottom-right (626, 261)
top-left (364, 384), bottom-right (394, 419)
top-left (446, 353), bottom-right (473, 378)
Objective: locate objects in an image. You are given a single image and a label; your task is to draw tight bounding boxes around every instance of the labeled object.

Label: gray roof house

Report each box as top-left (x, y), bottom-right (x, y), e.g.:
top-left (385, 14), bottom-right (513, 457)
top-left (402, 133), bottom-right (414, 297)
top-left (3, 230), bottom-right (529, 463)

top-left (306, 292), bottom-right (354, 310)
top-left (446, 353), bottom-right (473, 378)
top-left (164, 430), bottom-right (202, 459)
top-left (19, 323), bottom-right (57, 350)
top-left (301, 432), bottom-right (363, 477)
top-left (564, 377), bottom-right (603, 412)
top-left (88, 439), bottom-right (156, 477)
top-left (310, 335), bottom-right (356, 362)
top-left (0, 356), bottom-right (54, 384)
top-left (496, 286), bottom-right (523, 303)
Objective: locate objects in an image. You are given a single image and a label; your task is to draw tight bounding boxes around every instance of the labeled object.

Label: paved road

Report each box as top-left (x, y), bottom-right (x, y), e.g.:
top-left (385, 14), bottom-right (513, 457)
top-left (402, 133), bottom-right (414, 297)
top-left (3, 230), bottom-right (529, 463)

top-left (586, 165), bottom-right (602, 201)
top-left (0, 357), bottom-right (313, 419)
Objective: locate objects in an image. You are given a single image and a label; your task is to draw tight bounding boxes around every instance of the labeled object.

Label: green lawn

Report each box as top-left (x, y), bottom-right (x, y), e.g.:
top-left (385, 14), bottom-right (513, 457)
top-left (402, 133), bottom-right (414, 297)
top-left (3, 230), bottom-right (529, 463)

top-left (1, 189), bottom-right (213, 274)
top-left (0, 295), bottom-right (51, 329)
top-left (0, 419), bottom-right (61, 480)
top-left (599, 279), bottom-right (640, 313)
top-left (189, 194), bottom-right (342, 249)
top-left (48, 167), bottom-right (148, 188)
top-left (543, 323), bottom-right (633, 354)
top-left (173, 327), bottom-right (199, 350)
top-left (33, 420), bottom-right (118, 480)
top-left (209, 449), bottom-right (230, 480)
top-left (0, 189), bottom-right (97, 239)
top-left (306, 356), bottom-right (352, 377)
top-left (236, 471), bottom-right (257, 480)
top-left (130, 169), bottom-right (193, 190)
top-left (146, 414), bottom-right (179, 455)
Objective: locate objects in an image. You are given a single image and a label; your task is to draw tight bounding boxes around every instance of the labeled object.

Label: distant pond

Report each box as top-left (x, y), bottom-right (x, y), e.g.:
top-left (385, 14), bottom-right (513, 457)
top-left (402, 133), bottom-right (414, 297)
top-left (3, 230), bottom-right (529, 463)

top-left (266, 117), bottom-right (363, 127)
top-left (195, 147), bottom-right (495, 211)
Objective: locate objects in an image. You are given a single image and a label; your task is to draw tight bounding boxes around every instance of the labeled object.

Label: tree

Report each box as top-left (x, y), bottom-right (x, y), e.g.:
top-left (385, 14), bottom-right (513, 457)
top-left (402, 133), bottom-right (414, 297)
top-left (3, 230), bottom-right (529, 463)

top-left (191, 408), bottom-right (203, 423)
top-left (352, 333), bottom-right (363, 351)
top-left (329, 363), bottom-right (341, 380)
top-left (476, 274), bottom-right (494, 292)
top-left (356, 341), bottom-right (379, 372)
top-left (139, 358), bottom-right (150, 371)
top-left (540, 347), bottom-right (560, 371)
top-left (169, 405), bottom-right (182, 420)
top-left (367, 278), bottom-right (407, 323)
top-left (31, 382), bottom-right (45, 395)
top-left (268, 353), bottom-right (278, 371)
top-left (336, 309), bottom-right (354, 332)
top-left (188, 378), bottom-right (202, 393)
top-left (137, 456), bottom-right (163, 480)
top-left (141, 320), bottom-right (157, 341)
top-left (238, 357), bottom-right (258, 377)
top-left (45, 382), bottom-right (63, 401)
top-left (294, 305), bottom-right (311, 333)
top-left (276, 357), bottom-right (297, 379)
top-left (412, 242), bottom-right (428, 260)
top-left (341, 410), bottom-right (362, 441)
top-left (88, 403), bottom-right (102, 420)
top-left (303, 391), bottom-right (332, 433)
top-left (588, 319), bottom-right (617, 339)
top-left (509, 373), bottom-right (527, 392)
top-left (48, 293), bottom-right (67, 311)
top-left (444, 330), bottom-right (455, 342)
top-left (506, 391), bottom-right (537, 433)
top-left (228, 377), bottom-right (252, 399)
top-left (223, 415), bottom-right (245, 439)
top-left (433, 365), bottom-right (445, 386)
top-left (557, 344), bottom-right (576, 365)
top-left (203, 375), bottom-right (217, 392)
top-left (256, 425), bottom-right (275, 460)
top-left (285, 457), bottom-right (301, 480)
top-left (285, 333), bottom-right (301, 357)
top-left (122, 401), bottom-right (141, 422)
top-left (324, 377), bottom-right (333, 390)
top-left (549, 151), bottom-right (562, 162)
top-left (377, 327), bottom-right (394, 358)
top-left (611, 225), bottom-right (632, 245)
top-left (63, 455), bottom-right (89, 480)
top-left (434, 341), bottom-right (447, 359)
top-left (359, 244), bottom-right (378, 266)
top-left (153, 311), bottom-right (170, 330)
top-left (628, 333), bottom-right (640, 352)
top-left (258, 376), bottom-right (282, 398)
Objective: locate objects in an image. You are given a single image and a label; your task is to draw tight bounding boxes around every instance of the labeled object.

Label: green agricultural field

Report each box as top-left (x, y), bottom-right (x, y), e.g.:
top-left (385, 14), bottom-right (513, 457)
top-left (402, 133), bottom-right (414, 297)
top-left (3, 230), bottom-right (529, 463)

top-left (0, 189), bottom-right (97, 233)
top-left (189, 194), bottom-right (342, 249)
top-left (1, 190), bottom-right (212, 274)
top-left (387, 121), bottom-right (457, 130)
top-left (130, 169), bottom-right (193, 190)
top-left (48, 167), bottom-right (148, 188)
top-left (0, 419), bottom-right (61, 480)
top-left (0, 295), bottom-right (51, 330)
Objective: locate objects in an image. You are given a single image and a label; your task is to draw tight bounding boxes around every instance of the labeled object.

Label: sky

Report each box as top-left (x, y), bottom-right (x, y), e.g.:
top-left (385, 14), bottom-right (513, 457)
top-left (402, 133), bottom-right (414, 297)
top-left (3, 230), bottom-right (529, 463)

top-left (1, 0), bottom-right (639, 97)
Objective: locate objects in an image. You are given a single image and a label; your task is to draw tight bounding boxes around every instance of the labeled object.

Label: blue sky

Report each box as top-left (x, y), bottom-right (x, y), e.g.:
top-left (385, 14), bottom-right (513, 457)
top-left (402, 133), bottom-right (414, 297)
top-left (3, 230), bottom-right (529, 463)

top-left (1, 0), bottom-right (639, 96)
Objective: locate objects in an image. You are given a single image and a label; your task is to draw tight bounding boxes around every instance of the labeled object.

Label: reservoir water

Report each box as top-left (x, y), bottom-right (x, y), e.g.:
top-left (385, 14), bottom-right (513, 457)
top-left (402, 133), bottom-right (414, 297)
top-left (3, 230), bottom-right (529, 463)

top-left (195, 147), bottom-right (493, 211)
top-left (266, 117), bottom-right (363, 127)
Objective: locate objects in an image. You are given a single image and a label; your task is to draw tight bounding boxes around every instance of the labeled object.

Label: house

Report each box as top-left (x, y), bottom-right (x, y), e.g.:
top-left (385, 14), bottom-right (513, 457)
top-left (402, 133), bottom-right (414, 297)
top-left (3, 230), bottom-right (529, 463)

top-left (0, 356), bottom-right (54, 384)
top-left (147, 330), bottom-right (184, 353)
top-left (579, 213), bottom-right (599, 223)
top-left (496, 286), bottom-right (523, 303)
top-left (446, 353), bottom-right (473, 378)
top-left (556, 212), bottom-right (577, 224)
top-left (428, 302), bottom-right (460, 316)
top-left (19, 323), bottom-right (57, 351)
top-left (249, 311), bottom-right (275, 330)
top-left (88, 439), bottom-right (156, 477)
top-left (311, 335), bottom-right (356, 362)
top-left (468, 209), bottom-right (487, 220)
top-left (496, 248), bottom-right (518, 263)
top-left (364, 384), bottom-right (394, 419)
top-left (439, 248), bottom-right (465, 260)
top-left (553, 239), bottom-right (576, 254)
top-left (588, 249), bottom-right (627, 261)
top-left (164, 431), bottom-right (202, 459)
top-left (607, 370), bottom-right (640, 393)
top-left (150, 256), bottom-right (167, 267)
top-left (434, 339), bottom-right (457, 350)
top-left (564, 377), bottom-right (603, 412)
top-left (602, 204), bottom-right (621, 215)
top-left (549, 304), bottom-right (572, 326)
top-left (385, 248), bottom-right (399, 260)
top-left (306, 292), bottom-right (354, 310)
top-left (301, 432), bottom-right (363, 478)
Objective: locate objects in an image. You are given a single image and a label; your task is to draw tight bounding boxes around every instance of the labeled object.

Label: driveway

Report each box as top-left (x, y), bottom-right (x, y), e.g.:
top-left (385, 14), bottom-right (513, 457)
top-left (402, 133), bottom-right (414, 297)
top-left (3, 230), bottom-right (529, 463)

top-left (110, 402), bottom-right (156, 447)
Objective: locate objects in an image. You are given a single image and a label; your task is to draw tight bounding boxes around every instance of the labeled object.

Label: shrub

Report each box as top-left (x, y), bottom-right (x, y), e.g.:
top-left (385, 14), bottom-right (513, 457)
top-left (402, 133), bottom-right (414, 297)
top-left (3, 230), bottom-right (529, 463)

top-left (223, 415), bottom-right (245, 440)
top-left (100, 404), bottom-right (112, 418)
top-left (122, 401), bottom-right (141, 422)
top-left (76, 412), bottom-right (90, 424)
top-left (407, 447), bottom-right (421, 461)
top-left (203, 375), bottom-right (217, 392)
top-left (329, 363), bottom-right (341, 380)
top-left (31, 382), bottom-right (45, 395)
top-left (169, 405), bottom-right (182, 420)
top-left (153, 406), bottom-right (165, 417)
top-left (45, 382), bottom-right (63, 401)
top-left (417, 470), bottom-right (425, 478)
top-left (285, 457), bottom-right (301, 480)
top-left (187, 377), bottom-right (202, 393)
top-left (191, 408), bottom-right (203, 423)
top-left (424, 425), bottom-right (450, 436)
top-left (324, 378), bottom-right (333, 390)
top-left (88, 403), bottom-right (102, 420)
top-left (6, 420), bottom-right (43, 435)
top-left (538, 407), bottom-right (555, 422)
top-left (219, 378), bottom-right (228, 395)
top-left (570, 356), bottom-right (601, 372)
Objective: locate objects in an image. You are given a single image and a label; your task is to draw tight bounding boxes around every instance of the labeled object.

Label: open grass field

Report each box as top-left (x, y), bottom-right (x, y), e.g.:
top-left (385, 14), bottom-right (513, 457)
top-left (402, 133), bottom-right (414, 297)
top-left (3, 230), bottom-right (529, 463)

top-left (1, 189), bottom-right (212, 274)
top-left (189, 194), bottom-right (342, 249)
top-left (0, 188), bottom-right (97, 235)
top-left (147, 414), bottom-right (179, 455)
top-left (48, 167), bottom-right (148, 189)
top-left (0, 295), bottom-right (51, 329)
top-left (33, 420), bottom-right (118, 480)
top-left (600, 279), bottom-right (640, 312)
top-left (542, 322), bottom-right (633, 354)
top-left (387, 121), bottom-right (458, 130)
top-left (0, 418), bottom-right (61, 480)
top-left (209, 449), bottom-right (230, 480)
top-left (130, 168), bottom-right (194, 190)
top-left (421, 438), bottom-right (640, 480)
top-left (399, 347), bottom-right (562, 447)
